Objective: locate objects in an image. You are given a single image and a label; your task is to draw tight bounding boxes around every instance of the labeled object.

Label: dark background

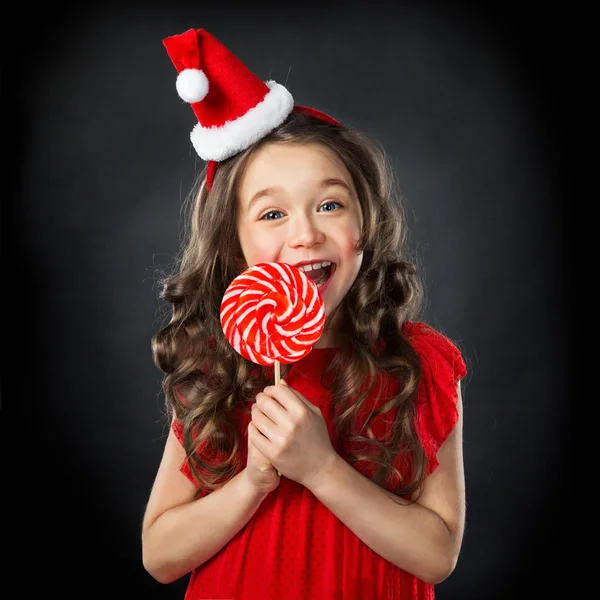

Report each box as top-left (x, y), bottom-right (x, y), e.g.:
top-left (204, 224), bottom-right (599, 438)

top-left (5, 1), bottom-right (569, 598)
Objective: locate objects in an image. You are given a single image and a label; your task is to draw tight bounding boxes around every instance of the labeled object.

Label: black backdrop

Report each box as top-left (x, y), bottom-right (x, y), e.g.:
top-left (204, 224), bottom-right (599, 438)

top-left (6, 2), bottom-right (569, 598)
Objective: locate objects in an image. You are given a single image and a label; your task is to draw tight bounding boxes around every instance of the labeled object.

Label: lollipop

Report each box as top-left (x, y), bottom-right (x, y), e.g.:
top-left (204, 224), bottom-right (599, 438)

top-left (220, 261), bottom-right (325, 382)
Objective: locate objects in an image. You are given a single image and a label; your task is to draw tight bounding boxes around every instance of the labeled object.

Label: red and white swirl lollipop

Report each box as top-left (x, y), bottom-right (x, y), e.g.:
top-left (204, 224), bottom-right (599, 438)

top-left (220, 262), bottom-right (325, 378)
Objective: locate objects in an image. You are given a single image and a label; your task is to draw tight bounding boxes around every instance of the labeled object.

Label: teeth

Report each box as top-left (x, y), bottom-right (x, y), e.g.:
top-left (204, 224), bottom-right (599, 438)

top-left (298, 261), bottom-right (331, 273)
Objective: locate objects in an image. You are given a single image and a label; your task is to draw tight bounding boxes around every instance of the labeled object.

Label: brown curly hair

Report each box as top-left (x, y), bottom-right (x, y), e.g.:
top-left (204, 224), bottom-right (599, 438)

top-left (151, 111), bottom-right (426, 500)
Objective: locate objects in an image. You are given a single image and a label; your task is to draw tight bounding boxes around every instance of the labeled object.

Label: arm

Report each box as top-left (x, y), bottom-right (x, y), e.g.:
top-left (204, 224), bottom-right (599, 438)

top-left (307, 381), bottom-right (466, 584)
top-left (142, 426), bottom-right (269, 584)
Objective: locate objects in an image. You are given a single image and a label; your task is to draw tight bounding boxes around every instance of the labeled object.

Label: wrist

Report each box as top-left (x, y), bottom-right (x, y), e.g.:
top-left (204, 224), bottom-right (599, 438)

top-left (239, 469), bottom-right (272, 503)
top-left (305, 452), bottom-right (343, 494)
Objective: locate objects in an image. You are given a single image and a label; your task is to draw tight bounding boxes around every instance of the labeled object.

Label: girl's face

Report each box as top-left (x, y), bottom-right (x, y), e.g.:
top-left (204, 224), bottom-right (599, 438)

top-left (237, 142), bottom-right (363, 346)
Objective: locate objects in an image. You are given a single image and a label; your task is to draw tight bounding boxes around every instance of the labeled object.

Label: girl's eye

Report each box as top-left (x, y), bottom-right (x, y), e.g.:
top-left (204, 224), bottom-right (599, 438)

top-left (260, 202), bottom-right (342, 220)
top-left (318, 201), bottom-right (342, 212)
top-left (261, 210), bottom-right (284, 220)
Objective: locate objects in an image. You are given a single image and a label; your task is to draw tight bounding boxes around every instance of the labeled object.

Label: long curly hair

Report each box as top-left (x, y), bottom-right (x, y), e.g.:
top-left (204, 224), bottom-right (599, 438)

top-left (152, 111), bottom-right (426, 499)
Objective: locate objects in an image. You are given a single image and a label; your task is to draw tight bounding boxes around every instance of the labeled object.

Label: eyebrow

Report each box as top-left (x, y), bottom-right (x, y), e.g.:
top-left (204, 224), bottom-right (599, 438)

top-left (246, 177), bottom-right (353, 212)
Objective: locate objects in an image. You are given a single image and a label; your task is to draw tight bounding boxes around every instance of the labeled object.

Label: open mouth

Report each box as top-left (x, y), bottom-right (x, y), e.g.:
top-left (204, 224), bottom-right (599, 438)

top-left (300, 263), bottom-right (335, 289)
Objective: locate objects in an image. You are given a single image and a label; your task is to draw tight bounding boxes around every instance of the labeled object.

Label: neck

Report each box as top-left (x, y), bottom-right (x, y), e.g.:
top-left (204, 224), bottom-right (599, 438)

top-left (314, 306), bottom-right (345, 348)
top-left (313, 330), bottom-right (340, 348)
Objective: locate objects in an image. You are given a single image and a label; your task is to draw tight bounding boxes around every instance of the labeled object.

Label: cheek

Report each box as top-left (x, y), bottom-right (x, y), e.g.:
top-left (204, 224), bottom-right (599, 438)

top-left (346, 241), bottom-right (363, 277)
top-left (338, 226), bottom-right (362, 257)
top-left (238, 227), bottom-right (280, 265)
top-left (337, 225), bottom-right (363, 276)
top-left (341, 210), bottom-right (363, 251)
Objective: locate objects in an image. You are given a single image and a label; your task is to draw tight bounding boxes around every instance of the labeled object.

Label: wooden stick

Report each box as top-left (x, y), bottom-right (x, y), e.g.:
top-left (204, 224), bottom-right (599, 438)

top-left (274, 360), bottom-right (280, 385)
top-left (274, 359), bottom-right (281, 477)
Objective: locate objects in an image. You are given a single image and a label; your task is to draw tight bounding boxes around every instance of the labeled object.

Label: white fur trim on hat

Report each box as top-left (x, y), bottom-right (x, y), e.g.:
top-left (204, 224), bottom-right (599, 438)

top-left (190, 81), bottom-right (294, 161)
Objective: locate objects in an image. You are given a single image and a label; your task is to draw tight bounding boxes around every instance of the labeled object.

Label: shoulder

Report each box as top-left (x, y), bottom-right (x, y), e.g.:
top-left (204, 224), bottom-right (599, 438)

top-left (401, 320), bottom-right (468, 475)
top-left (402, 320), bottom-right (467, 381)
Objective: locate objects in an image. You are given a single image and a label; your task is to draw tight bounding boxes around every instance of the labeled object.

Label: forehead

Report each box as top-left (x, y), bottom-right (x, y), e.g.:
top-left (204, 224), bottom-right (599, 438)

top-left (238, 142), bottom-right (353, 199)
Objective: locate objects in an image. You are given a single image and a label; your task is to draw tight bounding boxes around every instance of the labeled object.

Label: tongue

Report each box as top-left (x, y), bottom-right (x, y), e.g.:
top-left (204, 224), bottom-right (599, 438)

top-left (306, 267), bottom-right (329, 286)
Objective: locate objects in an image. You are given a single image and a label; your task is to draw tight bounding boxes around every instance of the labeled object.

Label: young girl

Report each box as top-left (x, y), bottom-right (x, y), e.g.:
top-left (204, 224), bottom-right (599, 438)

top-left (142, 27), bottom-right (468, 600)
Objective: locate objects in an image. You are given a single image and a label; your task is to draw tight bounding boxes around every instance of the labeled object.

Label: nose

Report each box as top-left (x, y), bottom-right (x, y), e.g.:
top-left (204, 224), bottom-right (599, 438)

top-left (287, 214), bottom-right (325, 249)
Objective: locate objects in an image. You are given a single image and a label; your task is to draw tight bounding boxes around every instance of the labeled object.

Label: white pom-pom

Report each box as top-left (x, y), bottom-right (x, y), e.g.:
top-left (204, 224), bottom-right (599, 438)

top-left (176, 69), bottom-right (209, 103)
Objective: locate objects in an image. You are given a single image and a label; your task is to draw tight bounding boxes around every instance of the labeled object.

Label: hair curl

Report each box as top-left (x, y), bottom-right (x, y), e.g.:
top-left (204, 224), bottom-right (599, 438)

top-left (151, 111), bottom-right (426, 500)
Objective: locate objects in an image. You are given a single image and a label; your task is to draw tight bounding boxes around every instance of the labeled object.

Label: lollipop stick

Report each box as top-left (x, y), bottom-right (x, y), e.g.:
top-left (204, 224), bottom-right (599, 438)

top-left (274, 360), bottom-right (280, 385)
top-left (274, 360), bottom-right (281, 477)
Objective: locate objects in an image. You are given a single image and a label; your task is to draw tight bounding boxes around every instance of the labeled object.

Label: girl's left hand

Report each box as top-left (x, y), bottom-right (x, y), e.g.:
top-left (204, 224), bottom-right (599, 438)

top-left (249, 380), bottom-right (337, 489)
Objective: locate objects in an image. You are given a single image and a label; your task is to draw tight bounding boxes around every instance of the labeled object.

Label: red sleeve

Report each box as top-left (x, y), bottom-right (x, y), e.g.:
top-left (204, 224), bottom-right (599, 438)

top-left (171, 418), bottom-right (205, 490)
top-left (172, 406), bottom-right (248, 497)
top-left (403, 321), bottom-right (467, 476)
top-left (170, 342), bottom-right (217, 492)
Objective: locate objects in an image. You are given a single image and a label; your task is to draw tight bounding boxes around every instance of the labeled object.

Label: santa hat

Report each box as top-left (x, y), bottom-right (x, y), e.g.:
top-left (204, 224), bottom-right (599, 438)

top-left (163, 28), bottom-right (342, 190)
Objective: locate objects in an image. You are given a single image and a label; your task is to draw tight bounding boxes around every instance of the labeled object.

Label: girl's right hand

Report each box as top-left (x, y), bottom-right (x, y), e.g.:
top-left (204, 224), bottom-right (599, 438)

top-left (245, 421), bottom-right (281, 495)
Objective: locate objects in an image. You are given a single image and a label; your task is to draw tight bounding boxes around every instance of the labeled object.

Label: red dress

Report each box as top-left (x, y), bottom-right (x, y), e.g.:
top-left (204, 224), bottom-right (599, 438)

top-left (172, 321), bottom-right (467, 599)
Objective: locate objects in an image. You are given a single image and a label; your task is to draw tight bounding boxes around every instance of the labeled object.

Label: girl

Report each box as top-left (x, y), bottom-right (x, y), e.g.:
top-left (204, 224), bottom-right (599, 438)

top-left (142, 27), bottom-right (468, 600)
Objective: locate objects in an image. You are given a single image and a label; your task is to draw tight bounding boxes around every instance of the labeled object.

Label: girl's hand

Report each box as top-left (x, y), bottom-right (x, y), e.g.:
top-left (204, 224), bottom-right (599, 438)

top-left (249, 380), bottom-right (337, 489)
top-left (245, 422), bottom-right (281, 495)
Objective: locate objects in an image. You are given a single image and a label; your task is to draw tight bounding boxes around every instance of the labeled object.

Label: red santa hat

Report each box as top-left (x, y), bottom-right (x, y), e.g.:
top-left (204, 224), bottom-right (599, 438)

top-left (163, 28), bottom-right (342, 190)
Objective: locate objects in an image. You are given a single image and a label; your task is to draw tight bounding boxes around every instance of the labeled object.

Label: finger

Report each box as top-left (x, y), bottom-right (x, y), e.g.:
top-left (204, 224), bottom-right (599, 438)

top-left (252, 402), bottom-right (277, 439)
top-left (256, 392), bottom-right (287, 423)
top-left (265, 382), bottom-right (318, 414)
top-left (248, 421), bottom-right (269, 444)
top-left (263, 383), bottom-right (301, 410)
